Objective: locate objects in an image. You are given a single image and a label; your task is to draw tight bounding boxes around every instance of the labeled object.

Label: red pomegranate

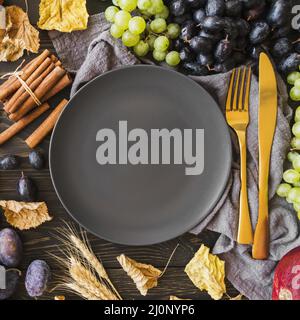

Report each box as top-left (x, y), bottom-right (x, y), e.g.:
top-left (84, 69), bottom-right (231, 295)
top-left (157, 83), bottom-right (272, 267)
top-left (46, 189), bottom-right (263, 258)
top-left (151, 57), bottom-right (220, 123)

top-left (272, 247), bottom-right (300, 300)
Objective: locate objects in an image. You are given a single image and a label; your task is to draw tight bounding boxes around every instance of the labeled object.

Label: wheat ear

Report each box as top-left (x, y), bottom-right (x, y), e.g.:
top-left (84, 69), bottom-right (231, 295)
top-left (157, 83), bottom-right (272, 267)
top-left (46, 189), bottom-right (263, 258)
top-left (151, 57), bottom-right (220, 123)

top-left (69, 256), bottom-right (118, 300)
top-left (64, 282), bottom-right (101, 300)
top-left (70, 234), bottom-right (122, 300)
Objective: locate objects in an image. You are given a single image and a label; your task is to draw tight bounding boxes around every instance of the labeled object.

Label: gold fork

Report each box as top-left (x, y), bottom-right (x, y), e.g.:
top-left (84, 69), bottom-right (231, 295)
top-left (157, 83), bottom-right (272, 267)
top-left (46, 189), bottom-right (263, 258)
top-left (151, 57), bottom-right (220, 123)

top-left (226, 67), bottom-right (253, 245)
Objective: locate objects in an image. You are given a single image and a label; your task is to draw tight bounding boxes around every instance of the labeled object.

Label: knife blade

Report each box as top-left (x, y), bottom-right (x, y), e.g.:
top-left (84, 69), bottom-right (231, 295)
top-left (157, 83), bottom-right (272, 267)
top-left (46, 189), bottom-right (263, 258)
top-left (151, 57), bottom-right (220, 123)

top-left (252, 53), bottom-right (278, 260)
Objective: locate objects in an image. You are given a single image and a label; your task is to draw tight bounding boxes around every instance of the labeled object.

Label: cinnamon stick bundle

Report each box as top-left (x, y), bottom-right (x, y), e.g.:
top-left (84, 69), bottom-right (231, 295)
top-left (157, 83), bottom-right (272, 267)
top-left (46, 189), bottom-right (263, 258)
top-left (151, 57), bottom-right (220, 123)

top-left (4, 57), bottom-right (53, 112)
top-left (9, 66), bottom-right (66, 121)
top-left (0, 103), bottom-right (50, 145)
top-left (25, 99), bottom-right (69, 148)
top-left (0, 49), bottom-right (50, 101)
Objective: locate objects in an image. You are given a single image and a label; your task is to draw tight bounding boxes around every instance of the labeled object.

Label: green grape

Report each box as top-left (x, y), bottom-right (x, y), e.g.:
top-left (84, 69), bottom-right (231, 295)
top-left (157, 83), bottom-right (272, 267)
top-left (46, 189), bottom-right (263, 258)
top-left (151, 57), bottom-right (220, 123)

top-left (287, 72), bottom-right (300, 85)
top-left (137, 0), bottom-right (152, 10)
top-left (287, 187), bottom-right (300, 203)
top-left (165, 51), bottom-right (181, 66)
top-left (112, 0), bottom-right (119, 6)
top-left (295, 106), bottom-right (300, 122)
top-left (276, 183), bottom-right (292, 197)
top-left (288, 151), bottom-right (300, 163)
top-left (134, 40), bottom-right (150, 56)
top-left (295, 79), bottom-right (300, 90)
top-left (293, 157), bottom-right (300, 172)
top-left (286, 194), bottom-right (294, 204)
top-left (110, 24), bottom-right (124, 38)
top-left (293, 122), bottom-right (300, 138)
top-left (294, 202), bottom-right (300, 211)
top-left (114, 10), bottom-right (131, 30)
top-left (105, 6), bottom-right (119, 23)
top-left (128, 16), bottom-right (146, 35)
top-left (150, 18), bottom-right (167, 33)
top-left (152, 0), bottom-right (164, 13)
top-left (291, 137), bottom-right (300, 149)
top-left (155, 5), bottom-right (169, 19)
top-left (146, 34), bottom-right (156, 50)
top-left (122, 30), bottom-right (140, 47)
top-left (283, 169), bottom-right (300, 184)
top-left (118, 0), bottom-right (137, 12)
top-left (166, 23), bottom-right (181, 39)
top-left (290, 86), bottom-right (300, 101)
top-left (154, 35), bottom-right (169, 51)
top-left (293, 181), bottom-right (300, 187)
top-left (153, 50), bottom-right (167, 62)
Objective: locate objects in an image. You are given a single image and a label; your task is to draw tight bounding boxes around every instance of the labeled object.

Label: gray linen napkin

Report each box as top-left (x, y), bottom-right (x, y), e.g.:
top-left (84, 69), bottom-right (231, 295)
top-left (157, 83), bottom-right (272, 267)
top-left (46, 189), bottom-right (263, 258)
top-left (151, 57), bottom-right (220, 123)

top-left (50, 13), bottom-right (300, 300)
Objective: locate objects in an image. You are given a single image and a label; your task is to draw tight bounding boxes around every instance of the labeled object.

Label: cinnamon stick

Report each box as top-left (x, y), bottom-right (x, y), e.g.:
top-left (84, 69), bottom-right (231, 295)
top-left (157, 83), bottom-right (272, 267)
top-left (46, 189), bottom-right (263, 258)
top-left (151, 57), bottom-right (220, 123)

top-left (25, 99), bottom-right (69, 148)
top-left (4, 57), bottom-right (53, 112)
top-left (42, 73), bottom-right (72, 102)
top-left (0, 103), bottom-right (50, 145)
top-left (0, 50), bottom-right (50, 101)
top-left (9, 66), bottom-right (66, 121)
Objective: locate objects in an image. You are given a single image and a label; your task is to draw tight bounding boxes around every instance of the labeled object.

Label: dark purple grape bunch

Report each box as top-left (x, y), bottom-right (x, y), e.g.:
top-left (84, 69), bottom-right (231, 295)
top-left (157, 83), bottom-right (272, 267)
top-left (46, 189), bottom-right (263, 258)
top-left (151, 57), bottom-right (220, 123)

top-left (168, 0), bottom-right (300, 76)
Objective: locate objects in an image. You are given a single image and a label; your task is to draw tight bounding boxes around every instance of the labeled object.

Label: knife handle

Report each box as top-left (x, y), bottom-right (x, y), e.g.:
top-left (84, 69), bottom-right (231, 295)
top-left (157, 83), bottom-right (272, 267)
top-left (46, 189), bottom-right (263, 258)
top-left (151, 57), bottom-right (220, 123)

top-left (236, 130), bottom-right (253, 245)
top-left (253, 157), bottom-right (270, 260)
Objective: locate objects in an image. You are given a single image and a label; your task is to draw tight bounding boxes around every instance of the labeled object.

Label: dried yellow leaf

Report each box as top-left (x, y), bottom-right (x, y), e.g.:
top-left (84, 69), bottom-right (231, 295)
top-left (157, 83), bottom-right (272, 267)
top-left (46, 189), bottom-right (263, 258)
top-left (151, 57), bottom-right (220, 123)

top-left (0, 200), bottom-right (52, 230)
top-left (229, 294), bottom-right (243, 300)
top-left (0, 37), bottom-right (24, 62)
top-left (185, 244), bottom-right (226, 300)
top-left (38, 0), bottom-right (89, 32)
top-left (0, 6), bottom-right (40, 62)
top-left (169, 295), bottom-right (191, 300)
top-left (117, 254), bottom-right (161, 296)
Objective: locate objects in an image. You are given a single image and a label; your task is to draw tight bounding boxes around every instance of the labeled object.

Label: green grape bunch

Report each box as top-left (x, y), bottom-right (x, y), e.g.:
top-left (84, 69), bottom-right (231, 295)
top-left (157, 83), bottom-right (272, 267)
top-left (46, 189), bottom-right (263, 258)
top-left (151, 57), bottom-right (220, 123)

top-left (104, 0), bottom-right (181, 66)
top-left (277, 67), bottom-right (300, 219)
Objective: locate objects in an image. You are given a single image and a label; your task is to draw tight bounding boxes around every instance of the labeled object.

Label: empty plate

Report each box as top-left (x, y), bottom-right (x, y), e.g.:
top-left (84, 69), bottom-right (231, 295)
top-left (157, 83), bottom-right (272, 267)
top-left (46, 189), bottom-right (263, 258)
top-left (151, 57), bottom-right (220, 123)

top-left (50, 65), bottom-right (231, 245)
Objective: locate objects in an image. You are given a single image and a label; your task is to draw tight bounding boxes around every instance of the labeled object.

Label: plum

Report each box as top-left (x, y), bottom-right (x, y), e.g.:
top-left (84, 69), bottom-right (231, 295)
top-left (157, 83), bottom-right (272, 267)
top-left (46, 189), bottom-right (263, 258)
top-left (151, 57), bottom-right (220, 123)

top-left (28, 150), bottom-right (45, 170)
top-left (0, 228), bottom-right (22, 268)
top-left (17, 172), bottom-right (38, 202)
top-left (0, 267), bottom-right (20, 300)
top-left (25, 260), bottom-right (51, 297)
top-left (0, 155), bottom-right (20, 170)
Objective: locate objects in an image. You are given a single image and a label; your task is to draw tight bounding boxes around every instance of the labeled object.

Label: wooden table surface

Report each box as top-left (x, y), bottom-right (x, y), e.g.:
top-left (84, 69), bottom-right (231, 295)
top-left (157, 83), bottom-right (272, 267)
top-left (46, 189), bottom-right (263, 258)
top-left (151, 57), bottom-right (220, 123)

top-left (0, 0), bottom-right (240, 300)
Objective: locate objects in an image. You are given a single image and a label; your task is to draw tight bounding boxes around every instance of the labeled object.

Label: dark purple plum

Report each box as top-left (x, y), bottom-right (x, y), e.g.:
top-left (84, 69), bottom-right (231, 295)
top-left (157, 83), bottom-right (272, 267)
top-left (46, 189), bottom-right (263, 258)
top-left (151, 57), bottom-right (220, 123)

top-left (249, 21), bottom-right (270, 44)
top-left (271, 38), bottom-right (292, 58)
top-left (182, 62), bottom-right (209, 75)
top-left (205, 0), bottom-right (225, 16)
top-left (0, 268), bottom-right (20, 300)
top-left (25, 260), bottom-right (51, 297)
top-left (202, 16), bottom-right (225, 32)
top-left (214, 38), bottom-right (233, 62)
top-left (225, 0), bottom-right (242, 17)
top-left (189, 36), bottom-right (213, 54)
top-left (192, 8), bottom-right (206, 24)
top-left (0, 229), bottom-right (22, 268)
top-left (170, 0), bottom-right (187, 16)
top-left (267, 0), bottom-right (291, 27)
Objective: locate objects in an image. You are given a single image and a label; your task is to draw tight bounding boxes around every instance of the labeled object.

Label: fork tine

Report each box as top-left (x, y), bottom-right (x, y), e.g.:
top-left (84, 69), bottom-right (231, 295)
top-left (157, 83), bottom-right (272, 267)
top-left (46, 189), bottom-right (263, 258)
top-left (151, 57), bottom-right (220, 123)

top-left (226, 69), bottom-right (236, 111)
top-left (244, 66), bottom-right (252, 112)
top-left (232, 68), bottom-right (241, 111)
top-left (239, 67), bottom-right (247, 111)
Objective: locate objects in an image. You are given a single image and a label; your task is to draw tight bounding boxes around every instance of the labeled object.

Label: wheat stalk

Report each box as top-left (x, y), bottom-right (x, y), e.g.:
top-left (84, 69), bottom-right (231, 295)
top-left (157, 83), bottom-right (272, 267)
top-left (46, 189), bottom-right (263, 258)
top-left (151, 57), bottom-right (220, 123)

top-left (69, 234), bottom-right (122, 300)
top-left (69, 256), bottom-right (118, 300)
top-left (64, 282), bottom-right (101, 300)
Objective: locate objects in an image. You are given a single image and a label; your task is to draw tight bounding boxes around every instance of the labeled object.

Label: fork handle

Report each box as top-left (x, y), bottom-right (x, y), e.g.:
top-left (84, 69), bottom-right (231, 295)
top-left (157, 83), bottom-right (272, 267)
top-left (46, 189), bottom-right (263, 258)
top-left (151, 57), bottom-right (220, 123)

top-left (236, 130), bottom-right (253, 245)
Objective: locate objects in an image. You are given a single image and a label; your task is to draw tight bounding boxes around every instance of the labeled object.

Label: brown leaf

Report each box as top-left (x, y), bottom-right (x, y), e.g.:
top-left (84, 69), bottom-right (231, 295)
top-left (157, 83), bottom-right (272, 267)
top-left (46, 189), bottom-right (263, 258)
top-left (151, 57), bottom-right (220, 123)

top-left (0, 6), bottom-right (40, 62)
top-left (169, 295), bottom-right (191, 300)
top-left (0, 200), bottom-right (52, 230)
top-left (38, 0), bottom-right (89, 32)
top-left (185, 244), bottom-right (226, 300)
top-left (117, 254), bottom-right (161, 296)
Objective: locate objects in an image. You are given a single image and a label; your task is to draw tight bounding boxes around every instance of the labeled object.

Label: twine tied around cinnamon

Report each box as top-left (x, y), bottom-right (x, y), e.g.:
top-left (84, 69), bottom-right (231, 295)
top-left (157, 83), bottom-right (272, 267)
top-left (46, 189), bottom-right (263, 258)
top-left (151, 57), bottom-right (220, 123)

top-left (1, 60), bottom-right (42, 107)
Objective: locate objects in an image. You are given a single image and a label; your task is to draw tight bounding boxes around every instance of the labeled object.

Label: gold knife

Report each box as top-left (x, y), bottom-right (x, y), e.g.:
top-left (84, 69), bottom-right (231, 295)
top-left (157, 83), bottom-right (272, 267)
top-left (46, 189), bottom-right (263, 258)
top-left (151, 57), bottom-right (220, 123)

top-left (252, 53), bottom-right (278, 260)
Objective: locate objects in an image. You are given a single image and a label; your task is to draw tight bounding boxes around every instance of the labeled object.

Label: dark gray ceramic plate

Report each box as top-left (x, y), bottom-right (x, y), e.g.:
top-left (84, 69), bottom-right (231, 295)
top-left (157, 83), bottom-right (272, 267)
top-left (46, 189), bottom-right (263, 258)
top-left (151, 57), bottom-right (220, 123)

top-left (50, 65), bottom-right (231, 245)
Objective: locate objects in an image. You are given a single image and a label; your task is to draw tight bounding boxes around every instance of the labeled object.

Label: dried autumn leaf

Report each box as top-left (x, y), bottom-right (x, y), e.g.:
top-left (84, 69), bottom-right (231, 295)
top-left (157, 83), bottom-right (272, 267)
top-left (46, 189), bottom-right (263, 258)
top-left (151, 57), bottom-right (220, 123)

top-left (0, 6), bottom-right (40, 62)
top-left (169, 295), bottom-right (191, 300)
top-left (0, 37), bottom-right (24, 62)
top-left (229, 294), bottom-right (243, 300)
top-left (185, 244), bottom-right (226, 300)
top-left (117, 254), bottom-right (161, 296)
top-left (38, 0), bottom-right (89, 33)
top-left (0, 200), bottom-right (52, 230)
